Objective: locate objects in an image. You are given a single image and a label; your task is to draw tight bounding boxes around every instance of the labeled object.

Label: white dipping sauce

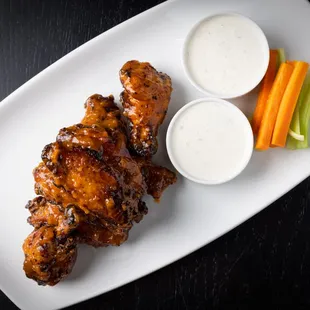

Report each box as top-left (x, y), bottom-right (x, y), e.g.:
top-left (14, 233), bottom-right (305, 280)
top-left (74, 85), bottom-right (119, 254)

top-left (185, 14), bottom-right (269, 98)
top-left (167, 99), bottom-right (253, 184)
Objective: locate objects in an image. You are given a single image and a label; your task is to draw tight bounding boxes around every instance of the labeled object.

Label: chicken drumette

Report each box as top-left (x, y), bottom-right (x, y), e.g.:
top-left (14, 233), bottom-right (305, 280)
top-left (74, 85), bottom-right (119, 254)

top-left (23, 197), bottom-right (79, 286)
top-left (23, 93), bottom-right (176, 286)
top-left (120, 60), bottom-right (173, 157)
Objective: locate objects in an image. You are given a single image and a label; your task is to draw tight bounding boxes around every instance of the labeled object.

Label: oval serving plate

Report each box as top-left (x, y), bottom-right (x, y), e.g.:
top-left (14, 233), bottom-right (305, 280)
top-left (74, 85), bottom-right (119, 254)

top-left (1, 0), bottom-right (310, 309)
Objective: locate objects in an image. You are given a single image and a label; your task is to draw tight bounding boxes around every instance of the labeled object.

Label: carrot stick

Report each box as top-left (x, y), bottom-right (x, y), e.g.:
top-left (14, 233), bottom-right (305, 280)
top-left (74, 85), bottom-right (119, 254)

top-left (251, 50), bottom-right (278, 135)
top-left (255, 63), bottom-right (294, 150)
top-left (271, 61), bottom-right (309, 147)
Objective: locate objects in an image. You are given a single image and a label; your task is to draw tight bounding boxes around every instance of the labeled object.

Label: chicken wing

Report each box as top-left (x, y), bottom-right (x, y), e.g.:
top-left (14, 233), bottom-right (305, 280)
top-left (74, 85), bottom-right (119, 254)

top-left (24, 95), bottom-right (148, 285)
top-left (133, 157), bottom-right (177, 200)
top-left (120, 60), bottom-right (172, 157)
top-left (23, 226), bottom-right (77, 286)
top-left (35, 95), bottom-right (147, 236)
top-left (26, 197), bottom-right (128, 248)
top-left (23, 79), bottom-right (176, 285)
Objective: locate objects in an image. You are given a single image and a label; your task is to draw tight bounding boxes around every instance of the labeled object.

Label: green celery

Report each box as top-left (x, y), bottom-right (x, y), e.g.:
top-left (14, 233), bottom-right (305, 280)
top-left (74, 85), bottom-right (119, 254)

top-left (291, 108), bottom-right (301, 134)
top-left (276, 48), bottom-right (286, 71)
top-left (295, 74), bottom-right (310, 148)
top-left (286, 134), bottom-right (298, 150)
top-left (287, 74), bottom-right (310, 149)
top-left (278, 48), bottom-right (286, 65)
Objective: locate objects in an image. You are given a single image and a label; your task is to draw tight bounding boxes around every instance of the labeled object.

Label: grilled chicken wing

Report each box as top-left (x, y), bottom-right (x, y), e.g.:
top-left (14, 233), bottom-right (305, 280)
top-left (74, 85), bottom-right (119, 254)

top-left (23, 197), bottom-right (129, 286)
top-left (120, 60), bottom-right (173, 157)
top-left (34, 95), bottom-right (147, 241)
top-left (23, 61), bottom-right (176, 286)
top-left (134, 157), bottom-right (177, 200)
top-left (26, 197), bottom-right (82, 234)
top-left (23, 226), bottom-right (77, 286)
top-left (23, 93), bottom-right (176, 286)
top-left (26, 197), bottom-right (128, 248)
top-left (23, 197), bottom-right (79, 285)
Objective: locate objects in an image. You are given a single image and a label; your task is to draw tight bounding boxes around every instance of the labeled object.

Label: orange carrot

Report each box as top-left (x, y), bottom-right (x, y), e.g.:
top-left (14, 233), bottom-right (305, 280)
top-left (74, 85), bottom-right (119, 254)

top-left (255, 63), bottom-right (294, 150)
top-left (252, 50), bottom-right (278, 135)
top-left (271, 61), bottom-right (309, 147)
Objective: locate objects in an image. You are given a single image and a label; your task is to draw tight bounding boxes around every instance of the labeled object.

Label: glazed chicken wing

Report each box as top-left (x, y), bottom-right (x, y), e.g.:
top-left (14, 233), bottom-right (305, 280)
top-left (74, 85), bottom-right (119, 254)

top-left (24, 95), bottom-right (148, 285)
top-left (26, 197), bottom-right (128, 248)
top-left (134, 157), bottom-right (177, 200)
top-left (35, 95), bottom-right (147, 237)
top-left (26, 196), bottom-right (82, 234)
top-left (23, 63), bottom-right (176, 286)
top-left (120, 60), bottom-right (173, 157)
top-left (23, 196), bottom-right (123, 285)
top-left (23, 226), bottom-right (77, 286)
top-left (23, 197), bottom-right (79, 285)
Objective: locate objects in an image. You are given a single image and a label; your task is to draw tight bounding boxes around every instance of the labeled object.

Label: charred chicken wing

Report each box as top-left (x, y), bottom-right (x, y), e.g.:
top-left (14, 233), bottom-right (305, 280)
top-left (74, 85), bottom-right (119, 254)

top-left (120, 60), bottom-right (173, 157)
top-left (23, 92), bottom-right (176, 286)
top-left (23, 226), bottom-right (77, 286)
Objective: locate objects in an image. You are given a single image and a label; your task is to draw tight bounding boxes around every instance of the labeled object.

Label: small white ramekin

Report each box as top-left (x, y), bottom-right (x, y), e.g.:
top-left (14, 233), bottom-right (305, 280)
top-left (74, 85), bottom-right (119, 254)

top-left (182, 13), bottom-right (270, 99)
top-left (166, 98), bottom-right (254, 185)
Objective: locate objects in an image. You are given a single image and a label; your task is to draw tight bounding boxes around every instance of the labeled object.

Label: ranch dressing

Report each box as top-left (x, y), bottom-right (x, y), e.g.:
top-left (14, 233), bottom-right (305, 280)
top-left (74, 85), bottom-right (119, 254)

top-left (185, 14), bottom-right (269, 98)
top-left (167, 99), bottom-right (253, 184)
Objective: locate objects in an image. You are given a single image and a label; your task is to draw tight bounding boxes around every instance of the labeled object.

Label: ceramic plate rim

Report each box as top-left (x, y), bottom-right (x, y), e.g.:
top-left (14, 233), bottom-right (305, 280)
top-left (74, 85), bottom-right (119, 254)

top-left (1, 1), bottom-right (309, 309)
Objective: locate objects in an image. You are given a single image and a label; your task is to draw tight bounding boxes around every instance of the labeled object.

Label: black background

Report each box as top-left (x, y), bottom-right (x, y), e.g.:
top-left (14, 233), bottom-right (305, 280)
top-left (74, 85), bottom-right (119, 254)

top-left (1, 1), bottom-right (310, 309)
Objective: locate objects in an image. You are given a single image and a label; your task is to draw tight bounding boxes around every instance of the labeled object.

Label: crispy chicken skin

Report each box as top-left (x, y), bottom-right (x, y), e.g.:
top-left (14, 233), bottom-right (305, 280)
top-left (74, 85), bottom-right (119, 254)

top-left (23, 197), bottom-right (79, 285)
top-left (23, 93), bottom-right (176, 286)
top-left (35, 144), bottom-right (145, 226)
top-left (26, 197), bottom-right (128, 248)
top-left (24, 95), bottom-right (147, 285)
top-left (134, 157), bottom-right (177, 200)
top-left (23, 227), bottom-right (77, 286)
top-left (120, 60), bottom-right (173, 157)
top-left (26, 196), bottom-right (82, 235)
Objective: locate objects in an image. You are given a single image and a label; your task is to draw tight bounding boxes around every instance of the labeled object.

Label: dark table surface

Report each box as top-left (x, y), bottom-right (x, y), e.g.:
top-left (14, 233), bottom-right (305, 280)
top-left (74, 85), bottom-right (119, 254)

top-left (1, 0), bottom-right (310, 309)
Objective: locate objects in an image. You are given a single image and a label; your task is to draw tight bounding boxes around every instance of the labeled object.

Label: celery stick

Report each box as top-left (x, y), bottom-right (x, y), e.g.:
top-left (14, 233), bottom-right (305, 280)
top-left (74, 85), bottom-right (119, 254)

top-left (295, 74), bottom-right (310, 148)
top-left (291, 109), bottom-right (300, 134)
top-left (287, 133), bottom-right (298, 149)
top-left (278, 48), bottom-right (286, 64)
top-left (286, 73), bottom-right (310, 149)
top-left (289, 128), bottom-right (304, 141)
top-left (276, 48), bottom-right (286, 71)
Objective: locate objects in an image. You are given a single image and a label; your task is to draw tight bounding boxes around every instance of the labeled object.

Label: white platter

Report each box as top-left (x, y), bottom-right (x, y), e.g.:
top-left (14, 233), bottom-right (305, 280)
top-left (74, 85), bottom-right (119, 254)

top-left (1, 0), bottom-right (310, 309)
